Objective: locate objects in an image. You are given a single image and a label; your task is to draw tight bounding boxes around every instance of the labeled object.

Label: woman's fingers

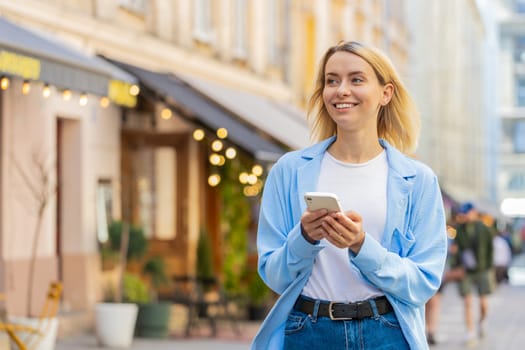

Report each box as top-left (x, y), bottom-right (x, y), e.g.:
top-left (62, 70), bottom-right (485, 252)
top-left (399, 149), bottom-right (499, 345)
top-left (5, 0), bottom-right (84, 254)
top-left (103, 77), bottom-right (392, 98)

top-left (322, 212), bottom-right (363, 248)
top-left (301, 209), bottom-right (328, 241)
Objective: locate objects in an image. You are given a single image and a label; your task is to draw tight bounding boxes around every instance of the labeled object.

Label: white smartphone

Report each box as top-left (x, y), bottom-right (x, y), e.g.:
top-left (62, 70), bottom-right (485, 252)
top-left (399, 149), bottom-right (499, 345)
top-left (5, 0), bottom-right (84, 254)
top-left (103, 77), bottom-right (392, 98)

top-left (304, 192), bottom-right (343, 212)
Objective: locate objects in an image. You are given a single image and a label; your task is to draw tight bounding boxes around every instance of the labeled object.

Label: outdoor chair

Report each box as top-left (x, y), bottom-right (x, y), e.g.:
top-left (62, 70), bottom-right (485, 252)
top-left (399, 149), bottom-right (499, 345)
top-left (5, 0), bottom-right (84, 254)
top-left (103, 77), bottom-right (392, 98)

top-left (0, 281), bottom-right (62, 350)
top-left (171, 275), bottom-right (240, 337)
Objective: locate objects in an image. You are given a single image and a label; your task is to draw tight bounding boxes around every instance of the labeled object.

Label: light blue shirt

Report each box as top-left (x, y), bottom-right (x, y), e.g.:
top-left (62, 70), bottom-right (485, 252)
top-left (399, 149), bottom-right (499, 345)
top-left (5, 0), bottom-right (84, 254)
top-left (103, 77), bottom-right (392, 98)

top-left (251, 137), bottom-right (447, 350)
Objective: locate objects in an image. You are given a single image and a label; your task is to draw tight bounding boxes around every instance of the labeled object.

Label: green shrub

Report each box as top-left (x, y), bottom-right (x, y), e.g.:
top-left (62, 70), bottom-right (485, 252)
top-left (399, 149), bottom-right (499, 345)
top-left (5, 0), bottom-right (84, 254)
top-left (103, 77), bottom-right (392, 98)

top-left (122, 273), bottom-right (150, 304)
top-left (107, 221), bottom-right (148, 260)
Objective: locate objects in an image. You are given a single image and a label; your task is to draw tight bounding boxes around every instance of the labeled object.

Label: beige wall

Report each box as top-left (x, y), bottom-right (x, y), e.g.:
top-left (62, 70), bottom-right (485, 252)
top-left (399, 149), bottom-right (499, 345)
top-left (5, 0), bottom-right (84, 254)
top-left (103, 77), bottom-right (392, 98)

top-left (0, 79), bottom-right (121, 315)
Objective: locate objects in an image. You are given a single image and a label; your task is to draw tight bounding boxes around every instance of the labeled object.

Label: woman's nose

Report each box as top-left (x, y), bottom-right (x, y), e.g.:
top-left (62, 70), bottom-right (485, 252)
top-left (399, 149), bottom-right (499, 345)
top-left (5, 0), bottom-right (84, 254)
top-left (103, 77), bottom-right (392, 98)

top-left (337, 82), bottom-right (351, 96)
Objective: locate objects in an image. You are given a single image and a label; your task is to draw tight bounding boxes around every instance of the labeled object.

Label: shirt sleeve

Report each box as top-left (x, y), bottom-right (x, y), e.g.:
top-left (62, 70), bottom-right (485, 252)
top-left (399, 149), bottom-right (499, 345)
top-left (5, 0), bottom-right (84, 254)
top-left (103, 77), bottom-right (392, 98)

top-left (256, 161), bottom-right (323, 295)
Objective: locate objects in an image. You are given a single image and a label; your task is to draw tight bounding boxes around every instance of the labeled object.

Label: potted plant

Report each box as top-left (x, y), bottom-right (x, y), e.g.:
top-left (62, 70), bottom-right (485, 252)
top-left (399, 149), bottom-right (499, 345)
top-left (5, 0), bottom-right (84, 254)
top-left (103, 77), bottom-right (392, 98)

top-left (247, 272), bottom-right (271, 320)
top-left (95, 221), bottom-right (147, 348)
top-left (134, 256), bottom-right (172, 338)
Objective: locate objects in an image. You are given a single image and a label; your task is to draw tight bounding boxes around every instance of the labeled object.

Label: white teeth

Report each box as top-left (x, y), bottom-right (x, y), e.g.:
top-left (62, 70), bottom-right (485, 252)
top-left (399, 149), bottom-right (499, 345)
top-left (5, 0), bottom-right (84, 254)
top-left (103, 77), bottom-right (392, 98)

top-left (335, 103), bottom-right (354, 109)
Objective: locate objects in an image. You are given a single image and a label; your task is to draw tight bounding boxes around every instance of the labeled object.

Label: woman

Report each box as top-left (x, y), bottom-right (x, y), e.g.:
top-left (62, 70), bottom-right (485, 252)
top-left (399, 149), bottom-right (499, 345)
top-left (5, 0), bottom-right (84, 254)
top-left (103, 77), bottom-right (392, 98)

top-left (251, 41), bottom-right (447, 350)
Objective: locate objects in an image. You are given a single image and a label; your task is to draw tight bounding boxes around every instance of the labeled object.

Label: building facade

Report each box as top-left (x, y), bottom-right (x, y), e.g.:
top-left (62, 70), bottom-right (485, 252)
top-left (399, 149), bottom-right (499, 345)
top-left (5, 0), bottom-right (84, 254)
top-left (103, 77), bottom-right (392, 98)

top-left (407, 0), bottom-right (499, 215)
top-left (0, 0), bottom-right (413, 336)
top-left (497, 0), bottom-right (525, 219)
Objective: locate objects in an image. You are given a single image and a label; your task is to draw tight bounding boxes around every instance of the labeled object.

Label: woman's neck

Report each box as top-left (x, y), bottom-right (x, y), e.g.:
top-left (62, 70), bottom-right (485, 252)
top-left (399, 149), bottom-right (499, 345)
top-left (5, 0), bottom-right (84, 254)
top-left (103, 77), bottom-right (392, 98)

top-left (328, 132), bottom-right (383, 164)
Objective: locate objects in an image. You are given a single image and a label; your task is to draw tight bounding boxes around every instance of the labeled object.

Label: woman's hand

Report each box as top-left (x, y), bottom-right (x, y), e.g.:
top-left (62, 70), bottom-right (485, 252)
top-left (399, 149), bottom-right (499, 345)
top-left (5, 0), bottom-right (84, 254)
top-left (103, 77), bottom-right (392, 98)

top-left (300, 209), bottom-right (328, 244)
top-left (321, 211), bottom-right (366, 253)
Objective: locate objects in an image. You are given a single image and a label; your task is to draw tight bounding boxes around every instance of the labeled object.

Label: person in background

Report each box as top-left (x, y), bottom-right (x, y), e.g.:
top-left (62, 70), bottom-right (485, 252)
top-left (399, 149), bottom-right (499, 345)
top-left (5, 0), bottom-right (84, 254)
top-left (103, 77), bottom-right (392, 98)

top-left (251, 41), bottom-right (448, 350)
top-left (425, 222), bottom-right (462, 346)
top-left (454, 202), bottom-right (495, 347)
top-left (493, 227), bottom-right (512, 284)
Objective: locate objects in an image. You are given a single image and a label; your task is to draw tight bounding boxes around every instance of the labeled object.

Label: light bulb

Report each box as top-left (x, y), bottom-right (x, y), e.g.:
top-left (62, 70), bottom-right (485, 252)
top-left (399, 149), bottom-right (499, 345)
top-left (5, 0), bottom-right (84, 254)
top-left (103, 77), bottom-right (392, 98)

top-left (193, 129), bottom-right (205, 141)
top-left (42, 84), bottom-right (51, 98)
top-left (216, 128), bottom-right (228, 139)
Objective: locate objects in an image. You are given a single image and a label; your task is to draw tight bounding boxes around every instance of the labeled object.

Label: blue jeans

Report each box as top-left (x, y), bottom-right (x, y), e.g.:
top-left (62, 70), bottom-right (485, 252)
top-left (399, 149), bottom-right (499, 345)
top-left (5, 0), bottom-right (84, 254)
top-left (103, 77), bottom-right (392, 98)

top-left (284, 298), bottom-right (409, 350)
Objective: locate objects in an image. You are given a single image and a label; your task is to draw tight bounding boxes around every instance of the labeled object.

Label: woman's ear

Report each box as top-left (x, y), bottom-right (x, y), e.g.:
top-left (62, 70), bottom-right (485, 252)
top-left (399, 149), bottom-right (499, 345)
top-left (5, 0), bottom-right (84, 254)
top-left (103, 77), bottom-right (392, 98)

top-left (380, 83), bottom-right (394, 106)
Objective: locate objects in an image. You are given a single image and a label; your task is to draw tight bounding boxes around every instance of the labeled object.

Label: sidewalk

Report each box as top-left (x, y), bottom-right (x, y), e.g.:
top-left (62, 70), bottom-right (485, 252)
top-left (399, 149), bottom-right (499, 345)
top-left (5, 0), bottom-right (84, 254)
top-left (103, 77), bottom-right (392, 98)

top-left (57, 335), bottom-right (252, 350)
top-left (56, 283), bottom-right (525, 349)
top-left (56, 320), bottom-right (260, 350)
top-left (431, 282), bottom-right (525, 350)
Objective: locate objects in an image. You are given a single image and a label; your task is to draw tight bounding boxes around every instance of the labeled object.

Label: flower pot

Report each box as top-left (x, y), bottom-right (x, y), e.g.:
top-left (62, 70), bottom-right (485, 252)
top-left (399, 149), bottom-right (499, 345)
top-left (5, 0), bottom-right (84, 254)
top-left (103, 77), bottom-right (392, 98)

top-left (95, 302), bottom-right (138, 348)
top-left (135, 302), bottom-right (171, 338)
top-left (248, 304), bottom-right (268, 320)
top-left (8, 316), bottom-right (59, 350)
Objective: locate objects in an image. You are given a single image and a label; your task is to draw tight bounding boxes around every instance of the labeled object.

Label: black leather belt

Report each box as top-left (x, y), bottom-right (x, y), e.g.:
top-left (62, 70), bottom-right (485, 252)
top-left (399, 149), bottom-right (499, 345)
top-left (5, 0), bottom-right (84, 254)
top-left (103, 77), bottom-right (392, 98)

top-left (293, 295), bottom-right (393, 321)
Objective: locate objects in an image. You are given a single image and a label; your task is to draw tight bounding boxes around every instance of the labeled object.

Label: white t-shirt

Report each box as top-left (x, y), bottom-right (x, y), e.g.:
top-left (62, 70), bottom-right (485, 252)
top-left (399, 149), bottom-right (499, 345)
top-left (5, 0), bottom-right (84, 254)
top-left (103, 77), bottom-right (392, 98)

top-left (302, 150), bottom-right (388, 302)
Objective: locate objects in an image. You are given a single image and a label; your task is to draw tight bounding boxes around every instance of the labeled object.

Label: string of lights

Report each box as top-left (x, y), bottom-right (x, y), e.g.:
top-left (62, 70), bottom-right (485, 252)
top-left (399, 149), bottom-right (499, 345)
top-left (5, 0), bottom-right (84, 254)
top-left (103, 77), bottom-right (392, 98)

top-left (0, 75), bottom-right (139, 108)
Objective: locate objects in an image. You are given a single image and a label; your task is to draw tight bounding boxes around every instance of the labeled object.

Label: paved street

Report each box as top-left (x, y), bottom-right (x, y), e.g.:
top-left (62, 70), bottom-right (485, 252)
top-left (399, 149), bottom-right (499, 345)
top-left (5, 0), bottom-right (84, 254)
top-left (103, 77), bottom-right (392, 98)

top-left (432, 282), bottom-right (525, 350)
top-left (57, 283), bottom-right (525, 349)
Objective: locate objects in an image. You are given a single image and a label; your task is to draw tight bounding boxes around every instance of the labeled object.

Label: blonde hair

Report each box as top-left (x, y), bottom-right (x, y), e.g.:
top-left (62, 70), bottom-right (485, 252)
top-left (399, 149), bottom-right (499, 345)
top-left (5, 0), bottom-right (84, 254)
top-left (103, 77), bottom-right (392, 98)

top-left (307, 41), bottom-right (420, 154)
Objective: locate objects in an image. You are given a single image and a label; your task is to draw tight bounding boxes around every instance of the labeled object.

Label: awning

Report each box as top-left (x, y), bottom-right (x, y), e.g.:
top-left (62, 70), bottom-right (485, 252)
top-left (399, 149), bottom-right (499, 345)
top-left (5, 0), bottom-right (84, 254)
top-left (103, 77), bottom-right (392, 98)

top-left (109, 60), bottom-right (287, 162)
top-left (0, 16), bottom-right (137, 106)
top-left (179, 74), bottom-right (311, 150)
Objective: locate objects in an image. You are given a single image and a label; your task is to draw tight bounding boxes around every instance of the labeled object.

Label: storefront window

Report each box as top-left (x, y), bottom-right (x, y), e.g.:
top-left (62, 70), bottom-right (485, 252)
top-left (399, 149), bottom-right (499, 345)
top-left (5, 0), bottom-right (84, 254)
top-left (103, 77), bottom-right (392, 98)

top-left (96, 180), bottom-right (113, 243)
top-left (130, 146), bottom-right (177, 240)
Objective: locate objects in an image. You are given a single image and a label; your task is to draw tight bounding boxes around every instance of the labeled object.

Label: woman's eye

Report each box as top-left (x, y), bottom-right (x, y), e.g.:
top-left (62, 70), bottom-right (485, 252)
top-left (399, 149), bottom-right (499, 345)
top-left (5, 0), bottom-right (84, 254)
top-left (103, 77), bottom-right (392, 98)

top-left (326, 78), bottom-right (338, 85)
top-left (352, 77), bottom-right (364, 83)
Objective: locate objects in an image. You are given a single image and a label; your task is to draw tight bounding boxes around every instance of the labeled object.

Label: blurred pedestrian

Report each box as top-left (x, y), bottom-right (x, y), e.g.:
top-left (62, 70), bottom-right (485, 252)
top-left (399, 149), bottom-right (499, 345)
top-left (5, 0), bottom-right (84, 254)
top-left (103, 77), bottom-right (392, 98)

top-left (425, 223), bottom-right (463, 346)
top-left (454, 202), bottom-right (495, 347)
top-left (251, 41), bottom-right (448, 350)
top-left (493, 230), bottom-right (512, 284)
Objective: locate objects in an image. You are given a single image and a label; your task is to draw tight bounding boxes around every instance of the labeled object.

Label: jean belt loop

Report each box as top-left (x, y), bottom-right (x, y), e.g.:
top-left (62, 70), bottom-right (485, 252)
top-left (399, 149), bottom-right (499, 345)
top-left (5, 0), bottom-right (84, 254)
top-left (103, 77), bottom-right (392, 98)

top-left (369, 298), bottom-right (379, 318)
top-left (311, 299), bottom-right (320, 322)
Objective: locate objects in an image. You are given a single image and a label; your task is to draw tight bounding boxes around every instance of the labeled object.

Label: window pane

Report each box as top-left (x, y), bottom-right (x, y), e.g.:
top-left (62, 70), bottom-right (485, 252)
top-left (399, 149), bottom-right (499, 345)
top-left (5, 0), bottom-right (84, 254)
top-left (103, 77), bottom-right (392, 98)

top-left (155, 147), bottom-right (176, 239)
top-left (514, 36), bottom-right (525, 62)
top-left (514, 120), bottom-right (525, 153)
top-left (96, 180), bottom-right (113, 243)
top-left (233, 0), bottom-right (248, 57)
top-left (517, 0), bottom-right (525, 13)
top-left (516, 78), bottom-right (525, 106)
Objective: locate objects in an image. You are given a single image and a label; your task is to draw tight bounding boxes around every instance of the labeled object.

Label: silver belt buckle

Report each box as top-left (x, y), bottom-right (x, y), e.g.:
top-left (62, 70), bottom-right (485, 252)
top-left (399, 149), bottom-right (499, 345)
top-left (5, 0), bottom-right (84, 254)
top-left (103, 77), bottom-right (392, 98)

top-left (328, 302), bottom-right (352, 321)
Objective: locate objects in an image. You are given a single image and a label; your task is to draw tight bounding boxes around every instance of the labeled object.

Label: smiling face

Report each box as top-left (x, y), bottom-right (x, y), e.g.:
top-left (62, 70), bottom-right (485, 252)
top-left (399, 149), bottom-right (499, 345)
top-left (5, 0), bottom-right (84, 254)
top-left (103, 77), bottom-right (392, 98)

top-left (322, 51), bottom-right (393, 134)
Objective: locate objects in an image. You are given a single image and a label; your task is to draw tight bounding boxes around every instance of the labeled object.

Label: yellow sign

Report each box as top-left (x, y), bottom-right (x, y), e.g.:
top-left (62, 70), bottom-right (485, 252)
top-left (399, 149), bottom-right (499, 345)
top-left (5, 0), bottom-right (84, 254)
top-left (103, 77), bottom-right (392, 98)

top-left (108, 79), bottom-right (137, 108)
top-left (0, 50), bottom-right (40, 80)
